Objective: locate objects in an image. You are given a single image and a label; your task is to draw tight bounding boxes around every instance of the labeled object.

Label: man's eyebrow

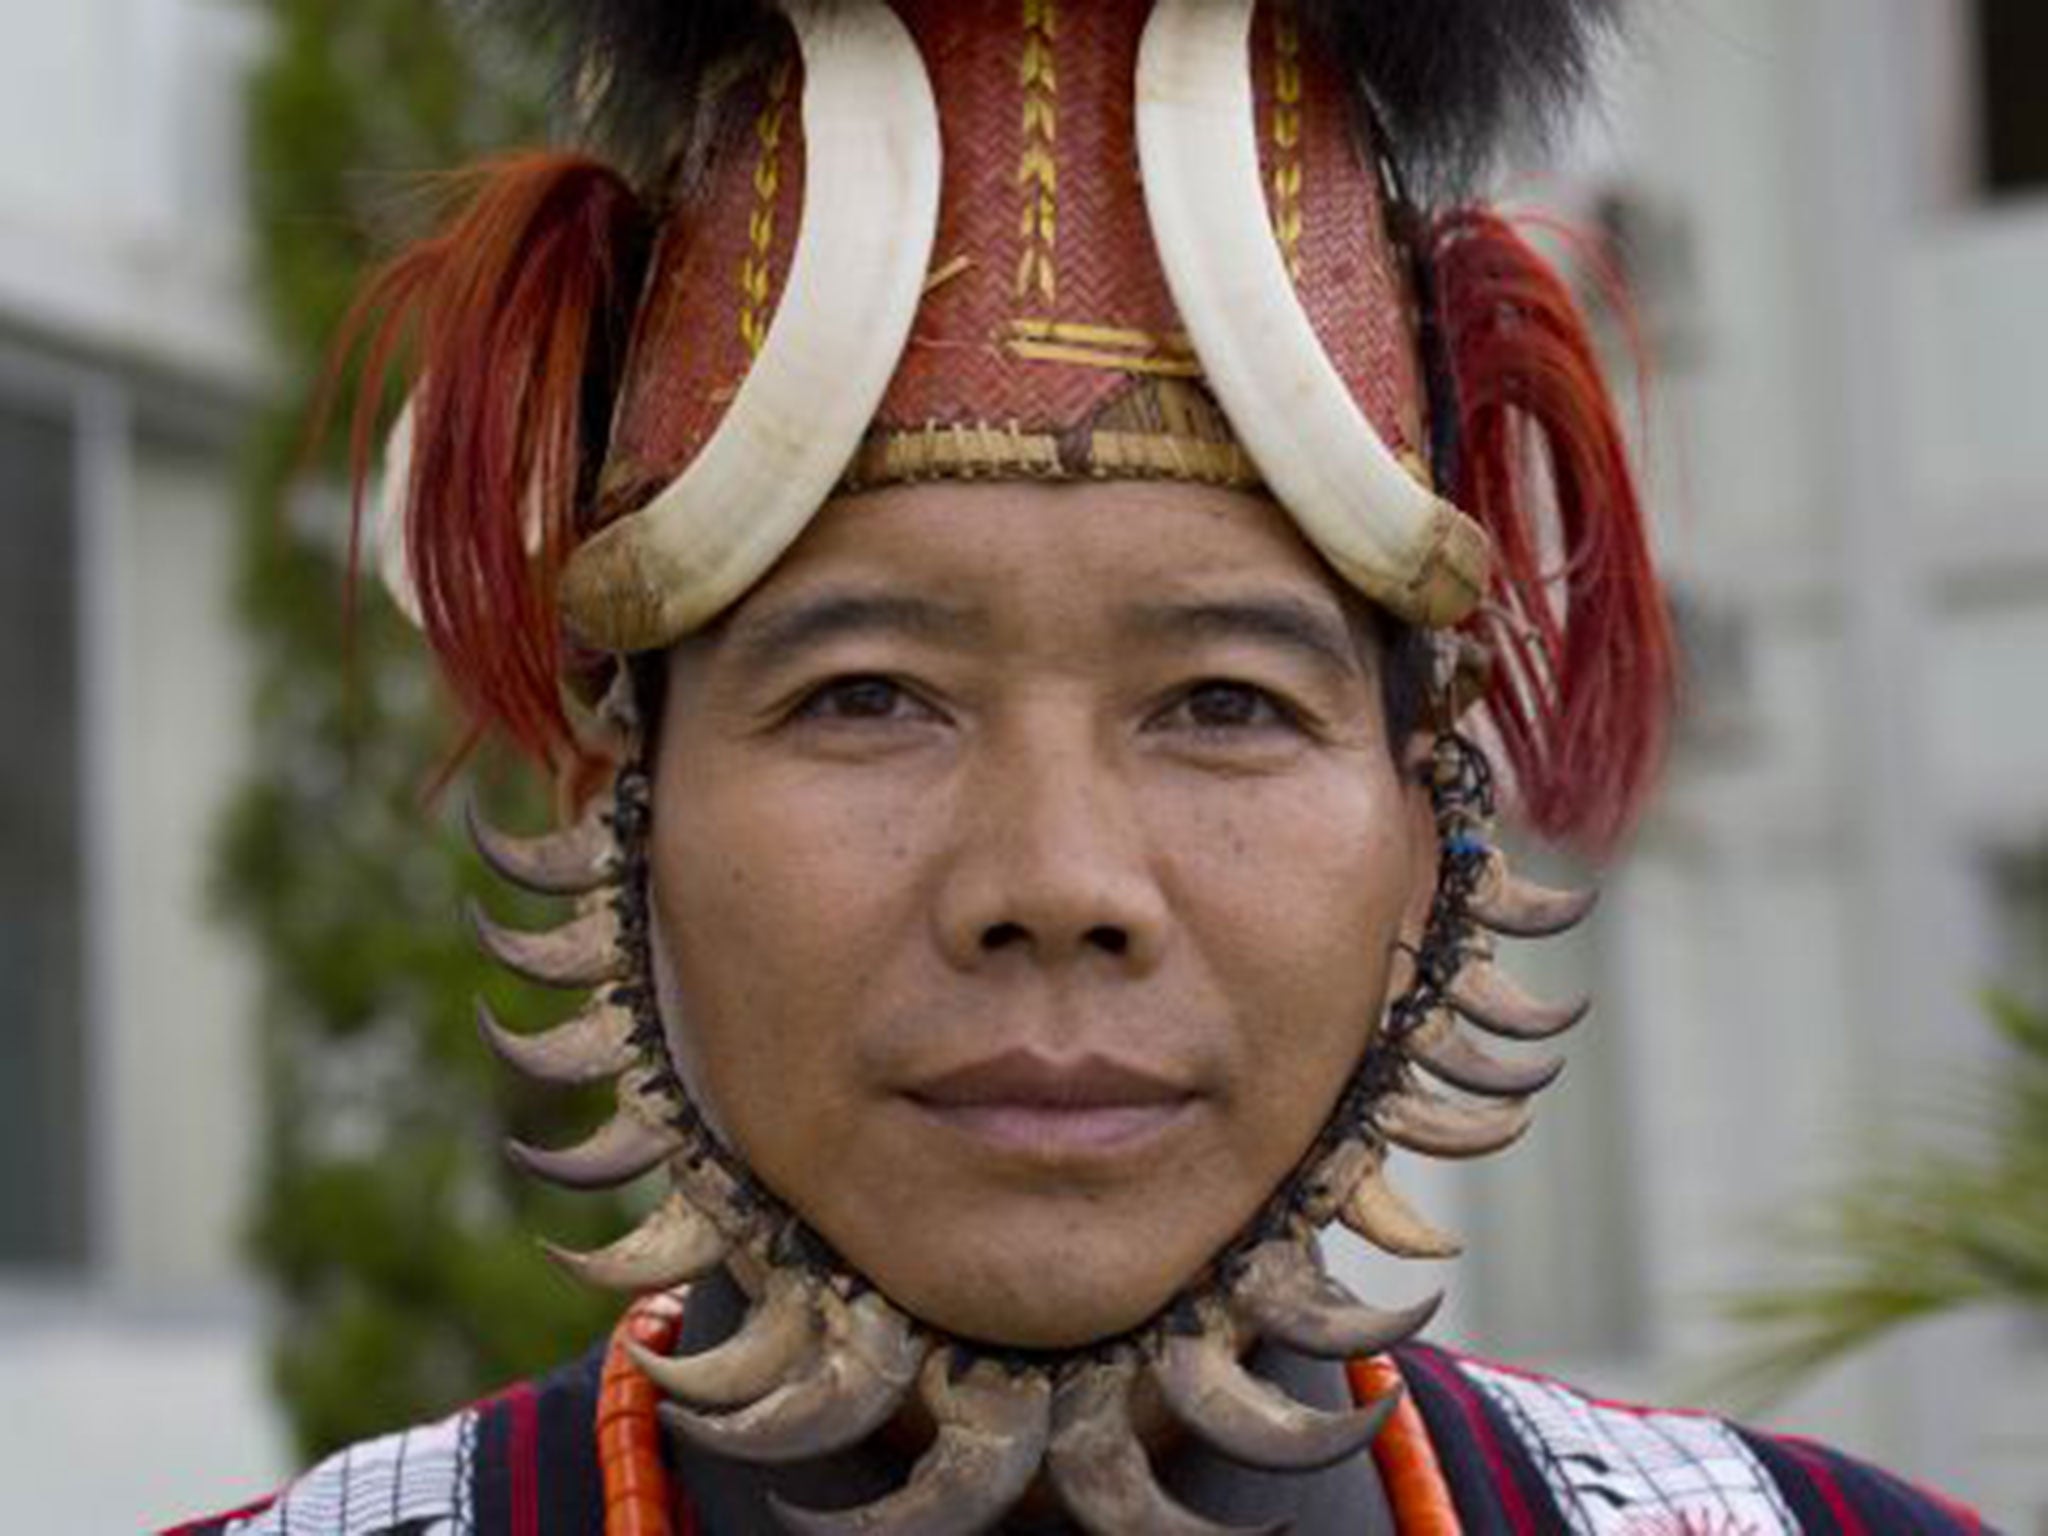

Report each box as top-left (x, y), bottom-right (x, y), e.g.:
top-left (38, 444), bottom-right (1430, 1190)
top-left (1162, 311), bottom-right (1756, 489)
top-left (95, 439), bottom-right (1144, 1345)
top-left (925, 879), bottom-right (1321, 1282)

top-left (1121, 594), bottom-right (1365, 679)
top-left (719, 591), bottom-right (985, 674)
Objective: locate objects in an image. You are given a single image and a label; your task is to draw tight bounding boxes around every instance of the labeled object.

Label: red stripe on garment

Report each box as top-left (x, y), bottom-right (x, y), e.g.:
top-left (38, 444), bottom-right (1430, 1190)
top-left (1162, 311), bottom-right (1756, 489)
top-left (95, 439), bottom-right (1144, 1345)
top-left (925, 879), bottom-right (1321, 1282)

top-left (1781, 1439), bottom-right (1867, 1536)
top-left (157, 1495), bottom-right (278, 1535)
top-left (675, 1483), bottom-right (703, 1535)
top-left (1780, 1435), bottom-right (1982, 1535)
top-left (1403, 1346), bottom-right (1540, 1536)
top-left (506, 1381), bottom-right (541, 1536)
top-left (1925, 1482), bottom-right (1986, 1533)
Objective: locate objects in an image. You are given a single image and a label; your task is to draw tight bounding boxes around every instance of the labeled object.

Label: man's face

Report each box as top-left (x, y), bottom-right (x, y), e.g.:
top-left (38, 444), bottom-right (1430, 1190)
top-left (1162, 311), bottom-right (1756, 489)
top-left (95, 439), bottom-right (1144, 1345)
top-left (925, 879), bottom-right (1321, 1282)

top-left (649, 481), bottom-right (1434, 1348)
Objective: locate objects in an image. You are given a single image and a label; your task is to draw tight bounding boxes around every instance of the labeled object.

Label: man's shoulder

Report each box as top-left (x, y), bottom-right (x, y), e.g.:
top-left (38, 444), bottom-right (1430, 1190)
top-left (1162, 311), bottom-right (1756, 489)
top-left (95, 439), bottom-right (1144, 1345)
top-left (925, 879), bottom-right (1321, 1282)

top-left (160, 1347), bottom-right (608, 1536)
top-left (1393, 1342), bottom-right (1989, 1535)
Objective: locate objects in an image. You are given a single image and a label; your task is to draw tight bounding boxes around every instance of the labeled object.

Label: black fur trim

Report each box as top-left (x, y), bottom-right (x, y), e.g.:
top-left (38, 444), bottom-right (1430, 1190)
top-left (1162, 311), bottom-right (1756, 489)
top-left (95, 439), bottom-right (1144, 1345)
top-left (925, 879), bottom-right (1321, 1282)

top-left (1303, 0), bottom-right (1624, 198)
top-left (475, 0), bottom-right (1620, 201)
top-left (465, 0), bottom-right (776, 185)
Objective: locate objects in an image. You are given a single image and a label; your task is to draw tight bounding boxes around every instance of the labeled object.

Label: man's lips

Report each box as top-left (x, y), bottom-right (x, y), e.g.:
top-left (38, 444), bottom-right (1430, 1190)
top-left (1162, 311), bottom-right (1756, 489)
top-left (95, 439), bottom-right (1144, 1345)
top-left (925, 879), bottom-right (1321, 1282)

top-left (903, 1050), bottom-right (1198, 1155)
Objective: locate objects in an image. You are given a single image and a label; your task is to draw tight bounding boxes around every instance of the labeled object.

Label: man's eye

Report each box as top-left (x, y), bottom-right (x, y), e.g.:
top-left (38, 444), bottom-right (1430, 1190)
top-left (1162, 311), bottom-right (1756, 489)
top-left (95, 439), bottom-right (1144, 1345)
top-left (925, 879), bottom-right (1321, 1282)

top-left (1165, 681), bottom-right (1299, 733)
top-left (792, 675), bottom-right (929, 724)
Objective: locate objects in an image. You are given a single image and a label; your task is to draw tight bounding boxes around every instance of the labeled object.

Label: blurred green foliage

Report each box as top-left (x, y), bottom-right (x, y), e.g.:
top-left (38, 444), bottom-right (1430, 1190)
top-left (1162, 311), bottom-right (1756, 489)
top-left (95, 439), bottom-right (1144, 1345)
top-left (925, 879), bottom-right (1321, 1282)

top-left (1718, 986), bottom-right (2048, 1408)
top-left (215, 0), bottom-right (633, 1458)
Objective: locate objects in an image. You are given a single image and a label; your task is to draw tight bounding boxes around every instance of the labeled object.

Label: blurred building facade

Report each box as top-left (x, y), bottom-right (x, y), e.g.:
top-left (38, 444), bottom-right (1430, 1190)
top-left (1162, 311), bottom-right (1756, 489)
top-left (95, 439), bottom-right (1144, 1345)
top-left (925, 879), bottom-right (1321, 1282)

top-left (0, 0), bottom-right (286, 1527)
top-left (1357, 2), bottom-right (2048, 1529)
top-left (2, 0), bottom-right (2045, 1530)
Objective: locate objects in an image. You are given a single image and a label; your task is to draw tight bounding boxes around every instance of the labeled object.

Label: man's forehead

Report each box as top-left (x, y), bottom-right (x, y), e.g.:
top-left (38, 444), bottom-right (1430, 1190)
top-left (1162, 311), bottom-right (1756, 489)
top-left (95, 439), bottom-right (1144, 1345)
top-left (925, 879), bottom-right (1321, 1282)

top-left (742, 480), bottom-right (1342, 609)
top-left (713, 578), bottom-right (1368, 683)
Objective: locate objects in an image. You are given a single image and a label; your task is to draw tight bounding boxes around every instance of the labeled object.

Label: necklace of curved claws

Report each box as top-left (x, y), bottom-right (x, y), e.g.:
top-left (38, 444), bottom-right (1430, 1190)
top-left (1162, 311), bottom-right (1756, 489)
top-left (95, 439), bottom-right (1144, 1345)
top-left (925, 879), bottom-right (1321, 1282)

top-left (464, 703), bottom-right (1594, 1531)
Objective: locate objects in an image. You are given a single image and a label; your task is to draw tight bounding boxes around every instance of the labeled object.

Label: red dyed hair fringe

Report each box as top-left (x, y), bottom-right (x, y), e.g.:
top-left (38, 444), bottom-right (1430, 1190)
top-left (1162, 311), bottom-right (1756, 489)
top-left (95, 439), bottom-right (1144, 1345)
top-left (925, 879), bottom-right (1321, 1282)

top-left (1429, 208), bottom-right (1676, 853)
top-left (329, 153), bottom-right (651, 779)
top-left (324, 162), bottom-right (1669, 840)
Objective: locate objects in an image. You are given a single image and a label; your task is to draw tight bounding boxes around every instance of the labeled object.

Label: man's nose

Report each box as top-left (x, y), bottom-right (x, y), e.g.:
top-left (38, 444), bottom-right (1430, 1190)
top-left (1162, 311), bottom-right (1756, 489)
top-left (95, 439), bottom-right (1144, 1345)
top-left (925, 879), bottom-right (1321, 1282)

top-left (932, 723), bottom-right (1170, 974)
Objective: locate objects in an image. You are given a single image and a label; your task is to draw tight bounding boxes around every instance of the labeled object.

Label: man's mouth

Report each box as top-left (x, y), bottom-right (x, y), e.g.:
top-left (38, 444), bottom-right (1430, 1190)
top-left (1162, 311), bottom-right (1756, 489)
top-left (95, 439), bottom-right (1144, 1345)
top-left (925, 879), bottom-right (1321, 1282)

top-left (903, 1050), bottom-right (1198, 1155)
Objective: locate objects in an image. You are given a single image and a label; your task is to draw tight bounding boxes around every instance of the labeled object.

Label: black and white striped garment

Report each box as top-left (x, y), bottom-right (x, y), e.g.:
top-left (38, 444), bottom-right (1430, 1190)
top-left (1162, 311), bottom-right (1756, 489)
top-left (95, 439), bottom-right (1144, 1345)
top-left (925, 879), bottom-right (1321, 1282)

top-left (167, 1341), bottom-right (1991, 1534)
top-left (1398, 1344), bottom-right (1991, 1536)
top-left (215, 1410), bottom-right (475, 1536)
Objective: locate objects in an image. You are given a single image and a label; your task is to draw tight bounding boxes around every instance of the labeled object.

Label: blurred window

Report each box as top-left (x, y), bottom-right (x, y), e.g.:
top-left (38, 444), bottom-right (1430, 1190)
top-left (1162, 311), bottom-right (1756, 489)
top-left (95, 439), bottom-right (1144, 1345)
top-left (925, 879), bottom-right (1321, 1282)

top-left (1974, 0), bottom-right (2048, 198)
top-left (0, 394), bottom-right (87, 1269)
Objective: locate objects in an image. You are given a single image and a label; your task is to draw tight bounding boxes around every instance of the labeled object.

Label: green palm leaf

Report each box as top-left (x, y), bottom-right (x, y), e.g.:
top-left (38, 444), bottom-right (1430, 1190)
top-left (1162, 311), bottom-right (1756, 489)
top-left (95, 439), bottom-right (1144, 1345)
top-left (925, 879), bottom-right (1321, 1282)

top-left (1714, 988), bottom-right (2048, 1408)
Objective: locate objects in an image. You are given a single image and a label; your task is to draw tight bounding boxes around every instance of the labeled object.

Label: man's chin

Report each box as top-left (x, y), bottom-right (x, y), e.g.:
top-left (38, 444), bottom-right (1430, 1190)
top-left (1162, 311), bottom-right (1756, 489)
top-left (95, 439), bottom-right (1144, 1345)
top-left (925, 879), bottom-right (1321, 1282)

top-left (751, 1105), bottom-right (1274, 1349)
top-left (847, 1219), bottom-right (1231, 1351)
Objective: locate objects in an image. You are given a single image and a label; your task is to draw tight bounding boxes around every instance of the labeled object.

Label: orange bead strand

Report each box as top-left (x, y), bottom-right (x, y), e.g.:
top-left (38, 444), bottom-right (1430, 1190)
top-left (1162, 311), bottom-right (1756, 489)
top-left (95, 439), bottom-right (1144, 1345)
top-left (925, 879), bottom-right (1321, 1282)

top-left (600, 1293), bottom-right (689, 1536)
top-left (601, 1298), bottom-right (1457, 1533)
top-left (1351, 1354), bottom-right (1464, 1535)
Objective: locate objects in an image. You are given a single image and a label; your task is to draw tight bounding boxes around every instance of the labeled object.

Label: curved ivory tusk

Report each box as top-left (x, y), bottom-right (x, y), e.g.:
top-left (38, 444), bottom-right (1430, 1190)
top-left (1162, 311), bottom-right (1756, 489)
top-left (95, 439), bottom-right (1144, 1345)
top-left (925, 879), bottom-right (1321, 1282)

top-left (1134, 0), bottom-right (1492, 628)
top-left (476, 995), bottom-right (638, 1088)
top-left (1408, 1009), bottom-right (1565, 1100)
top-left (1375, 1084), bottom-right (1533, 1160)
top-left (1231, 1239), bottom-right (1441, 1360)
top-left (466, 795), bottom-right (618, 897)
top-left (543, 1192), bottom-right (730, 1292)
top-left (468, 900), bottom-right (627, 990)
top-left (559, 1), bottom-right (943, 651)
top-left (1446, 960), bottom-right (1590, 1041)
top-left (1468, 854), bottom-right (1599, 939)
top-left (1153, 1319), bottom-right (1396, 1472)
top-left (630, 1269), bottom-right (822, 1408)
top-left (378, 398), bottom-right (551, 627)
top-left (506, 1083), bottom-right (682, 1190)
top-left (1048, 1357), bottom-right (1284, 1536)
top-left (376, 403), bottom-right (423, 626)
top-left (662, 1291), bottom-right (925, 1463)
top-left (770, 1349), bottom-right (1052, 1536)
top-left (1340, 1160), bottom-right (1463, 1260)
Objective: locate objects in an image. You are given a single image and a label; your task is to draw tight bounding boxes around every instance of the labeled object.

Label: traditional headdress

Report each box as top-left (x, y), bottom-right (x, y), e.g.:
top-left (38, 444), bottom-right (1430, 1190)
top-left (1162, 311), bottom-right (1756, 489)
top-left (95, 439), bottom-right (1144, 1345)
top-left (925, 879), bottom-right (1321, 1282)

top-left (340, 0), bottom-right (1673, 1528)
